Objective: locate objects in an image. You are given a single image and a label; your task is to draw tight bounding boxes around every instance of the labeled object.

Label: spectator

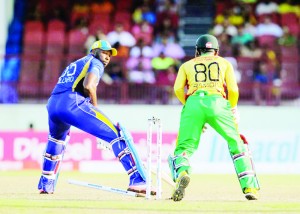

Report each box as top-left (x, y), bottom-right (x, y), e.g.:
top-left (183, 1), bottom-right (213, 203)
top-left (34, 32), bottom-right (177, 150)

top-left (132, 5), bottom-right (143, 24)
top-left (212, 17), bottom-right (238, 37)
top-left (255, 15), bottom-right (283, 37)
top-left (157, 0), bottom-right (180, 14)
top-left (239, 40), bottom-right (263, 58)
top-left (85, 27), bottom-right (107, 53)
top-left (90, 0), bottom-right (114, 14)
top-left (216, 32), bottom-right (233, 57)
top-left (132, 3), bottom-right (157, 25)
top-left (235, 1), bottom-right (257, 25)
top-left (261, 46), bottom-right (280, 74)
top-left (255, 0), bottom-right (278, 16)
top-left (151, 51), bottom-right (175, 78)
top-left (107, 23), bottom-right (136, 47)
top-left (253, 60), bottom-right (280, 105)
top-left (228, 7), bottom-right (245, 26)
top-left (127, 50), bottom-right (152, 72)
top-left (106, 23), bottom-right (136, 57)
top-left (156, 64), bottom-right (177, 85)
top-left (278, 26), bottom-right (298, 47)
top-left (127, 61), bottom-right (156, 84)
top-left (156, 2), bottom-right (179, 30)
top-left (224, 57), bottom-right (242, 84)
top-left (152, 33), bottom-right (185, 60)
top-left (72, 0), bottom-right (90, 14)
top-left (278, 0), bottom-right (300, 15)
top-left (142, 4), bottom-right (157, 25)
top-left (243, 21), bottom-right (257, 38)
top-left (70, 1), bottom-right (90, 27)
top-left (106, 61), bottom-right (124, 83)
top-left (155, 1), bottom-right (179, 43)
top-left (126, 39), bottom-right (153, 82)
top-left (126, 52), bottom-right (152, 83)
top-left (155, 16), bottom-right (177, 42)
top-left (156, 64), bottom-right (178, 104)
top-left (129, 38), bottom-right (153, 58)
top-left (231, 25), bottom-right (254, 46)
top-left (131, 20), bottom-right (154, 46)
top-left (163, 38), bottom-right (186, 60)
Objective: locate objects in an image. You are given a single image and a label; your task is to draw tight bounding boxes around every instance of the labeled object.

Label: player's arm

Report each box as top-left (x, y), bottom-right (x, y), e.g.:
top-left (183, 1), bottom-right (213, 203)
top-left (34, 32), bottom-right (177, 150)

top-left (83, 72), bottom-right (98, 106)
top-left (225, 60), bottom-right (240, 125)
top-left (225, 61), bottom-right (239, 108)
top-left (174, 65), bottom-right (187, 105)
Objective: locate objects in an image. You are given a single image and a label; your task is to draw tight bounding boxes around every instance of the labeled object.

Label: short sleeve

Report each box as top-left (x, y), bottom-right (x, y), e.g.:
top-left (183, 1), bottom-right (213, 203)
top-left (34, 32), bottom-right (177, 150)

top-left (88, 58), bottom-right (105, 80)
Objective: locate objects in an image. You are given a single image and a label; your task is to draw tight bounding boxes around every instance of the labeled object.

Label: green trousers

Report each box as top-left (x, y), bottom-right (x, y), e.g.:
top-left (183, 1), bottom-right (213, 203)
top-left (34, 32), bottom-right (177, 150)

top-left (174, 91), bottom-right (259, 191)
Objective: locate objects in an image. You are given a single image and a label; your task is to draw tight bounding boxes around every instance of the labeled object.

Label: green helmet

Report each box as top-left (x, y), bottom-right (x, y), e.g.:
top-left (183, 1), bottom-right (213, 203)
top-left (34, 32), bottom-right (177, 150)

top-left (195, 34), bottom-right (219, 50)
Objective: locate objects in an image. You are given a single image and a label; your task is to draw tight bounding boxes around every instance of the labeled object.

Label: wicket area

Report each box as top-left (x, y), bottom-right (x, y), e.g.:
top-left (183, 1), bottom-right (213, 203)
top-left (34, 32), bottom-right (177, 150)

top-left (146, 117), bottom-right (163, 200)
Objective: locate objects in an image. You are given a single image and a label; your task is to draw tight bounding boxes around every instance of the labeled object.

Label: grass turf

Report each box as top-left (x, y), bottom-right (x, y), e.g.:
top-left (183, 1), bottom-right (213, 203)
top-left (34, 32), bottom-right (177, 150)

top-left (0, 170), bottom-right (299, 213)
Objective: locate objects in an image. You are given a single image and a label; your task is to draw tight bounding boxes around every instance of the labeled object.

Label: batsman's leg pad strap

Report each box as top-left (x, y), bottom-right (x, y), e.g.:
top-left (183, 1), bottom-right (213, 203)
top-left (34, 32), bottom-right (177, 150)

top-left (111, 137), bottom-right (124, 146)
top-left (127, 166), bottom-right (138, 176)
top-left (38, 135), bottom-right (70, 192)
top-left (111, 138), bottom-right (145, 185)
top-left (42, 137), bottom-right (66, 173)
top-left (42, 156), bottom-right (61, 174)
top-left (117, 147), bottom-right (130, 161)
top-left (45, 136), bottom-right (67, 155)
top-left (117, 123), bottom-right (147, 181)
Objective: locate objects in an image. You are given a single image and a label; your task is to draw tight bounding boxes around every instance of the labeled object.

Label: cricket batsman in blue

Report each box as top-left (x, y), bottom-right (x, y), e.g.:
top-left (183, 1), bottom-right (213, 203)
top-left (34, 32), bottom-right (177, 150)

top-left (38, 40), bottom-right (154, 195)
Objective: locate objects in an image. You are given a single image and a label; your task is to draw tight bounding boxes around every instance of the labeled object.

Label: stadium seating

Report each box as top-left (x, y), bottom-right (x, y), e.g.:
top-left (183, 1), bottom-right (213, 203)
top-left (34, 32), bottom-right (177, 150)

top-left (257, 35), bottom-right (277, 48)
top-left (23, 20), bottom-right (45, 55)
top-left (9, 0), bottom-right (300, 104)
top-left (115, 0), bottom-right (132, 11)
top-left (90, 12), bottom-right (111, 23)
top-left (280, 58), bottom-right (299, 84)
top-left (66, 29), bottom-right (88, 64)
top-left (280, 82), bottom-right (300, 99)
top-left (41, 58), bottom-right (62, 97)
top-left (237, 57), bottom-right (255, 83)
top-left (46, 19), bottom-right (66, 55)
top-left (18, 55), bottom-right (42, 97)
top-left (280, 13), bottom-right (298, 27)
top-left (113, 11), bottom-right (132, 31)
top-left (280, 46), bottom-right (299, 60)
top-left (88, 19), bottom-right (111, 35)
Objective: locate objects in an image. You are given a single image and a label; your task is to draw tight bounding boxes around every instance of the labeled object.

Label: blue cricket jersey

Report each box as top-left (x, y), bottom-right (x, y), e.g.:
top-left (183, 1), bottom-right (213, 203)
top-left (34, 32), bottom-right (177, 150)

top-left (51, 54), bottom-right (104, 96)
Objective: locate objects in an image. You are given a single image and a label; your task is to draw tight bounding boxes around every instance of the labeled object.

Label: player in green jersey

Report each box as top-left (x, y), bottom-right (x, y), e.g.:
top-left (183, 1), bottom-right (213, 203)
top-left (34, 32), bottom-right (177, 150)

top-left (168, 34), bottom-right (260, 201)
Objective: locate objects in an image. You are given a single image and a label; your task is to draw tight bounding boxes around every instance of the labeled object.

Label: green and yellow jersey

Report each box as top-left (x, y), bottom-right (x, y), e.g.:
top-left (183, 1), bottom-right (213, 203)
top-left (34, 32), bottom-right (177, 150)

top-left (174, 55), bottom-right (239, 108)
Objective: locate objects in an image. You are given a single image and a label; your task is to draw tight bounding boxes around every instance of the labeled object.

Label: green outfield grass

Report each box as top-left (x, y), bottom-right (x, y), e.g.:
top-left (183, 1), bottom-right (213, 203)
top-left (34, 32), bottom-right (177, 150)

top-left (0, 170), bottom-right (299, 213)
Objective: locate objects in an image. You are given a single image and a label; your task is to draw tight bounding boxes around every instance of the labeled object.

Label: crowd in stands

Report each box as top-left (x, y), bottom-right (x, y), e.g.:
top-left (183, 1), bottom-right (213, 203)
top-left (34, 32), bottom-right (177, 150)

top-left (22, 0), bottom-right (184, 88)
top-left (4, 0), bottom-right (299, 105)
top-left (11, 0), bottom-right (186, 104)
top-left (212, 0), bottom-right (299, 105)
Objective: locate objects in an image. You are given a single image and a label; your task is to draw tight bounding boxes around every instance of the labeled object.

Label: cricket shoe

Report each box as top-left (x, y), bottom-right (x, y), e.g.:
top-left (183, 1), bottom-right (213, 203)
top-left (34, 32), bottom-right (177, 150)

top-left (38, 175), bottom-right (55, 194)
top-left (39, 190), bottom-right (53, 194)
top-left (172, 171), bottom-right (190, 202)
top-left (127, 181), bottom-right (156, 195)
top-left (244, 188), bottom-right (259, 200)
